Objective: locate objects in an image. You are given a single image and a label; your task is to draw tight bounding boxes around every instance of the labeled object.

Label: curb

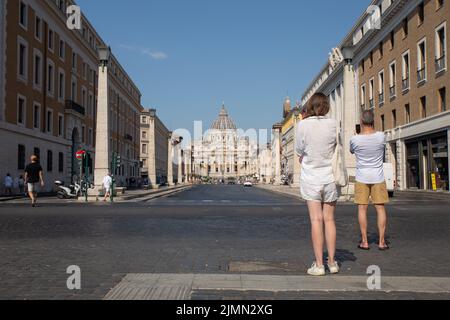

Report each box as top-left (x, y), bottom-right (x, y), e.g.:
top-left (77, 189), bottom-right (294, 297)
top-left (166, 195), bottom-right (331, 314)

top-left (119, 185), bottom-right (193, 202)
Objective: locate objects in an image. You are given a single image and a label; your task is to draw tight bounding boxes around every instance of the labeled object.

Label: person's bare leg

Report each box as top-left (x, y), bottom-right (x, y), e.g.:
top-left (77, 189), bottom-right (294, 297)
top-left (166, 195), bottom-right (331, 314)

top-left (374, 204), bottom-right (387, 247)
top-left (323, 202), bottom-right (337, 264)
top-left (28, 191), bottom-right (35, 205)
top-left (358, 205), bottom-right (369, 248)
top-left (307, 201), bottom-right (325, 266)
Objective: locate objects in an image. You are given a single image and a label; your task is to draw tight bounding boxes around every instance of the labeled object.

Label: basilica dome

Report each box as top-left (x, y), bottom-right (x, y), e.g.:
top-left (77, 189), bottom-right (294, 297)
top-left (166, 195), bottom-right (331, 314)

top-left (210, 105), bottom-right (237, 130)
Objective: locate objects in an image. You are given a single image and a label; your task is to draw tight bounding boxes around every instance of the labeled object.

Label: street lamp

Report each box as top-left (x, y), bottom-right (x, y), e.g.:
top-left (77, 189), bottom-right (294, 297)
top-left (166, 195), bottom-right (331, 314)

top-left (97, 45), bottom-right (111, 71)
top-left (149, 108), bottom-right (156, 118)
top-left (342, 46), bottom-right (355, 67)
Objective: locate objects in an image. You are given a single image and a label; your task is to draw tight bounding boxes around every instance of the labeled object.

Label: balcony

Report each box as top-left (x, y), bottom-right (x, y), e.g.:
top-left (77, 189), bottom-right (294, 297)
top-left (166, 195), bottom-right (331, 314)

top-left (65, 100), bottom-right (85, 116)
top-left (417, 67), bottom-right (426, 84)
top-left (402, 77), bottom-right (410, 92)
top-left (436, 54), bottom-right (446, 73)
top-left (389, 85), bottom-right (396, 99)
top-left (378, 92), bottom-right (384, 106)
top-left (125, 134), bottom-right (133, 142)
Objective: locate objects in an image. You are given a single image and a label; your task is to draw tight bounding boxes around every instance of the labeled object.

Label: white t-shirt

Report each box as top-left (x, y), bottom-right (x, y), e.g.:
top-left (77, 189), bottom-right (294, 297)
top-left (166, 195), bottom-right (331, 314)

top-left (350, 132), bottom-right (386, 184)
top-left (103, 175), bottom-right (112, 189)
top-left (4, 176), bottom-right (13, 187)
top-left (296, 117), bottom-right (337, 185)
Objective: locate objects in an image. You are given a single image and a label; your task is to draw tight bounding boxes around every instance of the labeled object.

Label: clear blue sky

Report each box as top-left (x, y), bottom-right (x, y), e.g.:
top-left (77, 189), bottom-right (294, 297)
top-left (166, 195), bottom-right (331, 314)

top-left (77, 0), bottom-right (369, 134)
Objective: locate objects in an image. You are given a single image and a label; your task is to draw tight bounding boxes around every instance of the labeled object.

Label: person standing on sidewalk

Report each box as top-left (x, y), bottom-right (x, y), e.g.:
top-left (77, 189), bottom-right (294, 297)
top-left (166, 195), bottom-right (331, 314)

top-left (4, 174), bottom-right (13, 196)
top-left (24, 155), bottom-right (44, 207)
top-left (296, 92), bottom-right (340, 276)
top-left (350, 110), bottom-right (390, 251)
top-left (103, 173), bottom-right (113, 202)
top-left (18, 175), bottom-right (25, 195)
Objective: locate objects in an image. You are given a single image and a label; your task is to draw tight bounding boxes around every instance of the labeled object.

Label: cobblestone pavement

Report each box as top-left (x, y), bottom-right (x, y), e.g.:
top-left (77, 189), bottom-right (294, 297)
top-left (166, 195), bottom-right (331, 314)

top-left (0, 185), bottom-right (449, 300)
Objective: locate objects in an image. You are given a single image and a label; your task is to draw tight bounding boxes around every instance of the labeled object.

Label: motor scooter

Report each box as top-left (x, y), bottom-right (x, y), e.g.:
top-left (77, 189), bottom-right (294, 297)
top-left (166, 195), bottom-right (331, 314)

top-left (55, 181), bottom-right (93, 199)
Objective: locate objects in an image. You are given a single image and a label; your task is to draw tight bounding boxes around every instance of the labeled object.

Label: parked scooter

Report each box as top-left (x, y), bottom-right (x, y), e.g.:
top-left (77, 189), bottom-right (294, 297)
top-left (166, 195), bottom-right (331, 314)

top-left (55, 180), bottom-right (93, 199)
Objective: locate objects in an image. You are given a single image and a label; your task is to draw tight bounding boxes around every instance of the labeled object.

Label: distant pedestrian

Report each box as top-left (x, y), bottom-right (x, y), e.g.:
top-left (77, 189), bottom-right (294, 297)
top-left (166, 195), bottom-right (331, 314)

top-left (24, 156), bottom-right (44, 207)
top-left (4, 173), bottom-right (13, 196)
top-left (351, 110), bottom-right (390, 251)
top-left (296, 92), bottom-right (340, 276)
top-left (18, 175), bottom-right (25, 194)
top-left (103, 173), bottom-right (113, 202)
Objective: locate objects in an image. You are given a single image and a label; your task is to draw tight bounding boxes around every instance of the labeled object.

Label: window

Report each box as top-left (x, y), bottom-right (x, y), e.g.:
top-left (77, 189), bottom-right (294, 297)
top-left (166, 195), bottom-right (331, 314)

top-left (18, 145), bottom-right (26, 170)
top-left (360, 61), bottom-right (365, 74)
top-left (72, 52), bottom-right (77, 70)
top-left (59, 40), bottom-right (65, 60)
top-left (141, 116), bottom-right (147, 124)
top-left (392, 109), bottom-right (397, 127)
top-left (369, 78), bottom-right (374, 108)
top-left (81, 126), bottom-right (85, 144)
top-left (58, 70), bottom-right (65, 101)
top-left (435, 23), bottom-right (447, 73)
top-left (58, 114), bottom-right (64, 136)
top-left (48, 29), bottom-right (54, 51)
top-left (420, 96), bottom-right (427, 118)
top-left (402, 18), bottom-right (408, 38)
top-left (405, 104), bottom-right (411, 124)
top-left (88, 93), bottom-right (93, 116)
top-left (17, 95), bottom-right (26, 125)
top-left (437, 0), bottom-right (444, 9)
top-left (389, 61), bottom-right (396, 98)
top-left (47, 60), bottom-right (54, 96)
top-left (418, 39), bottom-right (427, 82)
top-left (58, 152), bottom-right (64, 173)
top-left (142, 144), bottom-right (147, 154)
top-left (82, 88), bottom-right (87, 108)
top-left (381, 115), bottom-right (385, 131)
top-left (47, 150), bottom-right (53, 172)
top-left (17, 37), bottom-right (28, 81)
top-left (46, 110), bottom-right (53, 133)
top-left (418, 2), bottom-right (425, 25)
top-left (390, 31), bottom-right (395, 49)
top-left (402, 51), bottom-right (410, 91)
top-left (33, 103), bottom-right (40, 129)
top-left (378, 71), bottom-right (385, 105)
top-left (33, 50), bottom-right (42, 88)
top-left (369, 51), bottom-right (373, 67)
top-left (35, 17), bottom-right (42, 40)
top-left (142, 131), bottom-right (147, 139)
top-left (71, 78), bottom-right (77, 102)
top-left (361, 84), bottom-right (366, 109)
top-left (19, 1), bottom-right (27, 29)
top-left (439, 87), bottom-right (446, 112)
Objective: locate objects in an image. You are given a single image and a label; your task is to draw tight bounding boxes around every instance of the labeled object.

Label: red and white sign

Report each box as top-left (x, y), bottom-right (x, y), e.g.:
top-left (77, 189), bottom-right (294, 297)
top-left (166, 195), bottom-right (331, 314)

top-left (76, 150), bottom-right (86, 160)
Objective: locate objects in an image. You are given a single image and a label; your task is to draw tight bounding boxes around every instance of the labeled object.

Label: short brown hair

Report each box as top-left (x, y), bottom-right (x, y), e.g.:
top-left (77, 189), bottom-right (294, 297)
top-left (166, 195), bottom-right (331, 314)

top-left (31, 155), bottom-right (39, 162)
top-left (306, 92), bottom-right (330, 117)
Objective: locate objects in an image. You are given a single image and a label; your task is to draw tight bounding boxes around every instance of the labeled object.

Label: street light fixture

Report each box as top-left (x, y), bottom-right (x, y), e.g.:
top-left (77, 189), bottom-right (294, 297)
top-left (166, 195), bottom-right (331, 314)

top-left (149, 109), bottom-right (156, 118)
top-left (97, 45), bottom-right (111, 71)
top-left (341, 46), bottom-right (355, 65)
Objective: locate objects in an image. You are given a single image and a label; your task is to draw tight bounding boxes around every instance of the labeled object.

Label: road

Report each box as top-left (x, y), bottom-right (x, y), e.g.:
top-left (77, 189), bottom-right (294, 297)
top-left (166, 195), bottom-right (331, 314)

top-left (0, 185), bottom-right (449, 300)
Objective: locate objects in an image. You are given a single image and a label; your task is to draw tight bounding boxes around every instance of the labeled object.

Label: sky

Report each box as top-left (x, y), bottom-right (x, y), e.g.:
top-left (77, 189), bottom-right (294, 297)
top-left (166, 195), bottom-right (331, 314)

top-left (77, 0), bottom-right (370, 136)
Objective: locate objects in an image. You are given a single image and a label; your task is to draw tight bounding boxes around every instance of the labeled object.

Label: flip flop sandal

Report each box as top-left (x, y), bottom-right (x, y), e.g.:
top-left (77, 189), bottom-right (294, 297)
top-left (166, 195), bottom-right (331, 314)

top-left (379, 245), bottom-right (390, 251)
top-left (358, 244), bottom-right (370, 251)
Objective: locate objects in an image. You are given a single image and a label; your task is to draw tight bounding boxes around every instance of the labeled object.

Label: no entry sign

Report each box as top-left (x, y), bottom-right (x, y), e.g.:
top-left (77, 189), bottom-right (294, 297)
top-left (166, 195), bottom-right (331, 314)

top-left (76, 150), bottom-right (86, 160)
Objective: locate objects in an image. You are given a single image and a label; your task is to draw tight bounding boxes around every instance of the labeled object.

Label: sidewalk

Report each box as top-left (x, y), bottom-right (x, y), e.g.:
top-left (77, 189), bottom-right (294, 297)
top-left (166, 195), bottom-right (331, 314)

top-left (115, 184), bottom-right (193, 202)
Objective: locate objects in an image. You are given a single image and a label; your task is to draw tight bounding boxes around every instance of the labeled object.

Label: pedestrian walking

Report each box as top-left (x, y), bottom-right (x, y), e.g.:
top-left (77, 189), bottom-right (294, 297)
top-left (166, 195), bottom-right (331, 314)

top-left (296, 92), bottom-right (341, 276)
top-left (24, 155), bottom-right (44, 207)
top-left (18, 175), bottom-right (25, 194)
top-left (350, 110), bottom-right (390, 251)
top-left (103, 173), bottom-right (113, 202)
top-left (4, 173), bottom-right (13, 196)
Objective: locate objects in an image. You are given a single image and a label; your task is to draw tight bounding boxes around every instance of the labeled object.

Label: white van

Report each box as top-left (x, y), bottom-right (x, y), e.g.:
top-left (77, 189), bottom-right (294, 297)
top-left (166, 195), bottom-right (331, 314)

top-left (384, 163), bottom-right (395, 197)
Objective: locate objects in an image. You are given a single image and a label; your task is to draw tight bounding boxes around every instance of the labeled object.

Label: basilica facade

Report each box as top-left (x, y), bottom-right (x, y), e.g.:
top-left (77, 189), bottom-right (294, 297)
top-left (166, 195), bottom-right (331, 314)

top-left (188, 105), bottom-right (258, 182)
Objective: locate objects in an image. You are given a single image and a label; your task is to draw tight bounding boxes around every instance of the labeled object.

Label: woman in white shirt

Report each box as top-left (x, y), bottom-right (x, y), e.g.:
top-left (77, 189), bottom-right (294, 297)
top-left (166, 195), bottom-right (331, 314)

top-left (296, 93), bottom-right (340, 276)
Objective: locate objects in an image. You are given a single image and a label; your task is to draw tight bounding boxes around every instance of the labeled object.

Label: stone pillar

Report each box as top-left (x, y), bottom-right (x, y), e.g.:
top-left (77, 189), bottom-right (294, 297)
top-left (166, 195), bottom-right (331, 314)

top-left (447, 129), bottom-right (450, 191)
top-left (178, 147), bottom-right (183, 184)
top-left (167, 134), bottom-right (174, 186)
top-left (273, 126), bottom-right (282, 185)
top-left (342, 63), bottom-right (357, 196)
top-left (292, 119), bottom-right (301, 188)
top-left (148, 116), bottom-right (157, 189)
top-left (94, 64), bottom-right (110, 195)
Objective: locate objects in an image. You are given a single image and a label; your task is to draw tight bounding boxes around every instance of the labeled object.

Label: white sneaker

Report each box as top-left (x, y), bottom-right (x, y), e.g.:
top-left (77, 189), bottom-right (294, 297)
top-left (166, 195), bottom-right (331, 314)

top-left (307, 262), bottom-right (326, 276)
top-left (327, 261), bottom-right (340, 274)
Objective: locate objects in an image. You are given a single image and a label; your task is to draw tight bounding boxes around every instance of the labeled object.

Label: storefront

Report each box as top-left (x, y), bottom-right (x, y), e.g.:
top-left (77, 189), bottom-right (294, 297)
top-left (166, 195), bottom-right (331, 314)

top-left (406, 132), bottom-right (449, 191)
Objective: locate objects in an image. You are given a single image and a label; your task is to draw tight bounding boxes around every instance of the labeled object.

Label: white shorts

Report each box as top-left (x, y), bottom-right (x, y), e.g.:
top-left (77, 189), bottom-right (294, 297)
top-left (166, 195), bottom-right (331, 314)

top-left (27, 183), bottom-right (39, 193)
top-left (300, 182), bottom-right (339, 203)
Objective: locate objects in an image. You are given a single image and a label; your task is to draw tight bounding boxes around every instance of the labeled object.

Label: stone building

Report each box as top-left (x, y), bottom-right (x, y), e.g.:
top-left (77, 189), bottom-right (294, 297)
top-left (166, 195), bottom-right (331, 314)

top-left (354, 0), bottom-right (449, 191)
top-left (0, 0), bottom-right (142, 193)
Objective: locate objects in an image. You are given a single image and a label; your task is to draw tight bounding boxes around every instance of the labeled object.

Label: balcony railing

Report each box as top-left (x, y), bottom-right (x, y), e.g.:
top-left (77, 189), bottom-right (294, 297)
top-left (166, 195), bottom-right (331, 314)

top-left (65, 100), bottom-right (85, 116)
top-left (417, 67), bottom-right (426, 83)
top-left (436, 54), bottom-right (446, 73)
top-left (402, 77), bottom-right (410, 91)
top-left (379, 92), bottom-right (385, 105)
top-left (369, 99), bottom-right (374, 109)
top-left (125, 134), bottom-right (133, 142)
top-left (389, 85), bottom-right (396, 98)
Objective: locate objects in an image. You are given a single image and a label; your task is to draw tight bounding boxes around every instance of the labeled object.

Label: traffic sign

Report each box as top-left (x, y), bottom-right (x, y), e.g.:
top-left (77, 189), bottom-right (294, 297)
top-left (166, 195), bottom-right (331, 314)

top-left (76, 150), bottom-right (86, 160)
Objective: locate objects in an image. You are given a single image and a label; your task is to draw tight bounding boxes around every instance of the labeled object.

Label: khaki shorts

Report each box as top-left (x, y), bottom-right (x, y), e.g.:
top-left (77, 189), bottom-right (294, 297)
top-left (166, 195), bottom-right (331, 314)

top-left (354, 182), bottom-right (389, 205)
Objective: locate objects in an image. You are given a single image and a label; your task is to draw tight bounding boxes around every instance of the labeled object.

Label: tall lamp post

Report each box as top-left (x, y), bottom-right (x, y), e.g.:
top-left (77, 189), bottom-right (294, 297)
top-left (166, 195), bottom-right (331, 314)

top-left (93, 45), bottom-right (111, 198)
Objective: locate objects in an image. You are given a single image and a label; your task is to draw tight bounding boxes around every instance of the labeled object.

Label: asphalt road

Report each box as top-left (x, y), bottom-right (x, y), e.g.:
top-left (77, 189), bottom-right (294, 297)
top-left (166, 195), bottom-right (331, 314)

top-left (0, 185), bottom-right (450, 300)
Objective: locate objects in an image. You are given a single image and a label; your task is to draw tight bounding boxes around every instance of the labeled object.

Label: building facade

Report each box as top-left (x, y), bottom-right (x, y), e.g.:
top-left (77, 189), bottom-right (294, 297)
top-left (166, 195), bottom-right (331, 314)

top-left (0, 0), bottom-right (142, 193)
top-left (140, 108), bottom-right (171, 188)
top-left (354, 0), bottom-right (449, 191)
top-left (190, 105), bottom-right (258, 182)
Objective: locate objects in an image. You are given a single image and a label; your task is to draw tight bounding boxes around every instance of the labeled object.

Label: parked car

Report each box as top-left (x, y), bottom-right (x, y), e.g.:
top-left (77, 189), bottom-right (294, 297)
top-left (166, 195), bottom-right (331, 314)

top-left (243, 181), bottom-right (253, 187)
